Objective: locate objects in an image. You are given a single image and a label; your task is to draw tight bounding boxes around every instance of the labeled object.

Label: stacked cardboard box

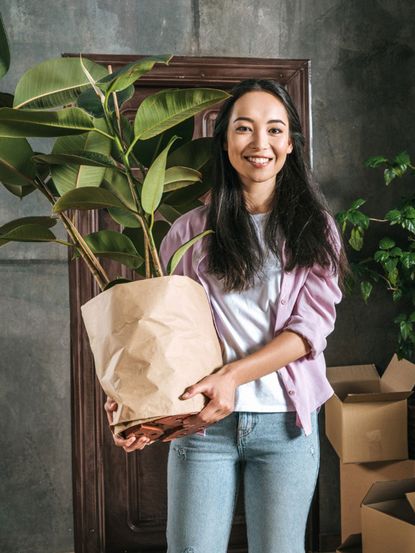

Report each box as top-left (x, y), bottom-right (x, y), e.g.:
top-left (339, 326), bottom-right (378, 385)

top-left (325, 355), bottom-right (415, 552)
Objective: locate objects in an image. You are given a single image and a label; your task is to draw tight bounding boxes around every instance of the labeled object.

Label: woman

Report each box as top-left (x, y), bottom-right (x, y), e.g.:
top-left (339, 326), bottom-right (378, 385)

top-left (106, 79), bottom-right (346, 553)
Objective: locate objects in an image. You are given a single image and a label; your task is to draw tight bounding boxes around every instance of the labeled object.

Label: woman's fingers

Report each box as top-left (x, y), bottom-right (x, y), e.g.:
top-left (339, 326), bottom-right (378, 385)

top-left (104, 396), bottom-right (118, 425)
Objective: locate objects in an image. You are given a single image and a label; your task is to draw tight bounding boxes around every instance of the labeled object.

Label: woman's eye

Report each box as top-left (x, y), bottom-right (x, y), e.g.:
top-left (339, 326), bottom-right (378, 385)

top-left (269, 127), bottom-right (282, 135)
top-left (235, 126), bottom-right (251, 132)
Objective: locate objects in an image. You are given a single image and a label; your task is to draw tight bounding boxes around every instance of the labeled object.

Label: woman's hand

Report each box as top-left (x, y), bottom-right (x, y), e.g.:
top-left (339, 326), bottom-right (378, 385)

top-left (104, 397), bottom-right (153, 452)
top-left (180, 366), bottom-right (237, 429)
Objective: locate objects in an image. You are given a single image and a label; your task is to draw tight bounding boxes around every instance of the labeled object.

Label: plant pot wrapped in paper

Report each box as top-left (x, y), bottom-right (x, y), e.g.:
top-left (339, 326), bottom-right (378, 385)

top-left (81, 275), bottom-right (223, 442)
top-left (0, 42), bottom-right (230, 443)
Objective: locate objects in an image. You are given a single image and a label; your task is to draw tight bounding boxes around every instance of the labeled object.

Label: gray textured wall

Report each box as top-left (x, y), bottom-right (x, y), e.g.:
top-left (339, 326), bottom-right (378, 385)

top-left (0, 1), bottom-right (414, 552)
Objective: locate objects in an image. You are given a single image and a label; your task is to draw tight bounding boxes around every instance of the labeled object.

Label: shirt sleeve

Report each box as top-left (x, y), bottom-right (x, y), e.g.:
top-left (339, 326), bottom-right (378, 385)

top-left (282, 220), bottom-right (343, 359)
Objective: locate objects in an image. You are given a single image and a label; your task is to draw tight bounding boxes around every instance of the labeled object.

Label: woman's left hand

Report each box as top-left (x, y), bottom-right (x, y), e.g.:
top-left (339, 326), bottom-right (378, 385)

top-left (180, 366), bottom-right (237, 429)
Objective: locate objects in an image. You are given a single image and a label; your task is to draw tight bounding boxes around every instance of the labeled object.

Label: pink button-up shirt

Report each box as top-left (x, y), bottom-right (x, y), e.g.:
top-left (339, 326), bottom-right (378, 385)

top-left (159, 205), bottom-right (342, 436)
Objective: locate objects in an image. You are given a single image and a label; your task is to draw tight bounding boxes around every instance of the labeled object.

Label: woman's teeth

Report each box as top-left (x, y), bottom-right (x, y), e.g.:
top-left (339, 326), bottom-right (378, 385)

top-left (245, 156), bottom-right (272, 165)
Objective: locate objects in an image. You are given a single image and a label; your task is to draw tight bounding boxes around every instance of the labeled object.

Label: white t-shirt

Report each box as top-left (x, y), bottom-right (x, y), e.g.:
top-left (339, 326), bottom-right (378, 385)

top-left (203, 212), bottom-right (295, 412)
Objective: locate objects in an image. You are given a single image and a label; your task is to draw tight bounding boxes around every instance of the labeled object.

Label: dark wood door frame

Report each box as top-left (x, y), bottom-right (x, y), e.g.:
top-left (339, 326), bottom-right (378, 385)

top-left (67, 55), bottom-right (314, 553)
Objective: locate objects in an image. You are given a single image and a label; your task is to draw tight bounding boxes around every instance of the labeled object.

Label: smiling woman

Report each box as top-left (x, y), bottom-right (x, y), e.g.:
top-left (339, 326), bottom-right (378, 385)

top-left (108, 78), bottom-right (348, 553)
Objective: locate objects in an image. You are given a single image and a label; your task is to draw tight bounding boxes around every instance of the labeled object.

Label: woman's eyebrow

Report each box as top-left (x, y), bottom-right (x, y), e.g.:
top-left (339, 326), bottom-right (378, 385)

top-left (233, 116), bottom-right (286, 126)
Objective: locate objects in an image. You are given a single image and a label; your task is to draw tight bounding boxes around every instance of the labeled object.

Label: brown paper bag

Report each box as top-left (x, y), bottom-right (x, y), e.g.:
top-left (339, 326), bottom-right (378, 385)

top-left (81, 275), bottom-right (223, 437)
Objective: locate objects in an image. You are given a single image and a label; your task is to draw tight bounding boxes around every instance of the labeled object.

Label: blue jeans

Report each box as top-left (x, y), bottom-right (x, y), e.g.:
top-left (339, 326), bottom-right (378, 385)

top-left (167, 410), bottom-right (320, 553)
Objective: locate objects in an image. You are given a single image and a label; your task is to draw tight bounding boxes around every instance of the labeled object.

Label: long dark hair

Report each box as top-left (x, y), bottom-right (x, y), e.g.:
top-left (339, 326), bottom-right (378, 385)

top-left (206, 78), bottom-right (348, 291)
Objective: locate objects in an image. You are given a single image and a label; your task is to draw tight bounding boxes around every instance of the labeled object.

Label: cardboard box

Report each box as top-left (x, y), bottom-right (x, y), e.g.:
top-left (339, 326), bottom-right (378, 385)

top-left (361, 478), bottom-right (415, 553)
top-left (336, 534), bottom-right (362, 553)
top-left (340, 460), bottom-right (415, 540)
top-left (326, 355), bottom-right (415, 463)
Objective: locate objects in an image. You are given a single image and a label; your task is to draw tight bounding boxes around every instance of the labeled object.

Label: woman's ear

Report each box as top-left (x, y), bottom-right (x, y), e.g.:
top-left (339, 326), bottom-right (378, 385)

top-left (288, 141), bottom-right (293, 154)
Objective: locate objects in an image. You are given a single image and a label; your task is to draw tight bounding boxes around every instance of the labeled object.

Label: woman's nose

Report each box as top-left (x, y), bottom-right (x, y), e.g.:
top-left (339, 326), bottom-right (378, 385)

top-left (251, 129), bottom-right (269, 150)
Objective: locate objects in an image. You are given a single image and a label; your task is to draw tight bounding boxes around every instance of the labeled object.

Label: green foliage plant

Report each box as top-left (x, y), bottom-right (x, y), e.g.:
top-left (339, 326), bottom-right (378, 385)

top-left (0, 16), bottom-right (230, 290)
top-left (336, 151), bottom-right (415, 359)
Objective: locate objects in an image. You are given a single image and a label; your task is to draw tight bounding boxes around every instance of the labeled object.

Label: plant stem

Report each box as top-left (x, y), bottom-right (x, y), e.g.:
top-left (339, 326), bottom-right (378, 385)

top-left (369, 217), bottom-right (388, 223)
top-left (33, 177), bottom-right (110, 290)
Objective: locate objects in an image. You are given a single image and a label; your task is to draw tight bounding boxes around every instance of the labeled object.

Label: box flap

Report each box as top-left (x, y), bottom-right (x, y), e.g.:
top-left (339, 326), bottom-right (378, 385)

top-left (327, 364), bottom-right (379, 399)
top-left (336, 533), bottom-right (362, 553)
top-left (381, 354), bottom-right (415, 392)
top-left (362, 478), bottom-right (415, 506)
top-left (406, 492), bottom-right (415, 513)
top-left (344, 390), bottom-right (412, 403)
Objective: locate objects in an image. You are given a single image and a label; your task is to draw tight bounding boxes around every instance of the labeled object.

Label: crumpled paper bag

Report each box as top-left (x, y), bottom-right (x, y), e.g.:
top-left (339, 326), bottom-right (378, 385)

top-left (81, 275), bottom-right (223, 436)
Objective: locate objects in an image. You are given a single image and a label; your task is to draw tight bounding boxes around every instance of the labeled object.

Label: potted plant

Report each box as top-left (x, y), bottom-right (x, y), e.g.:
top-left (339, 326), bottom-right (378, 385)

top-left (0, 16), bottom-right (229, 442)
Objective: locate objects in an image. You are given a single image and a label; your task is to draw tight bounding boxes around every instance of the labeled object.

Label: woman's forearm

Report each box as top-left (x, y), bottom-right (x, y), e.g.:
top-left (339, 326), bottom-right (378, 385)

top-left (219, 330), bottom-right (310, 387)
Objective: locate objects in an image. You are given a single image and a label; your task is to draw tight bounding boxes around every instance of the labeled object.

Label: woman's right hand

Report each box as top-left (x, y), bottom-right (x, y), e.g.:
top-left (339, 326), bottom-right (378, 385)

top-left (104, 396), bottom-right (153, 452)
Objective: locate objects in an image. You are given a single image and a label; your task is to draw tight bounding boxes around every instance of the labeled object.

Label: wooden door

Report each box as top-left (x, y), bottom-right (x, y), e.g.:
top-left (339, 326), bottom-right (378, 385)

top-left (67, 55), bottom-right (314, 553)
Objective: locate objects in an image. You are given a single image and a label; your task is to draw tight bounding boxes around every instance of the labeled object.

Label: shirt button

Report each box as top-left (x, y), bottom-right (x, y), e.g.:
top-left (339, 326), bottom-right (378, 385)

top-left (288, 390), bottom-right (295, 396)
top-left (281, 298), bottom-right (286, 305)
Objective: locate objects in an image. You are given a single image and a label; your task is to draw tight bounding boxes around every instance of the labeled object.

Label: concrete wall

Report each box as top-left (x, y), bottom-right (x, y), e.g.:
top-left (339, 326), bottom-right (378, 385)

top-left (0, 1), bottom-right (414, 551)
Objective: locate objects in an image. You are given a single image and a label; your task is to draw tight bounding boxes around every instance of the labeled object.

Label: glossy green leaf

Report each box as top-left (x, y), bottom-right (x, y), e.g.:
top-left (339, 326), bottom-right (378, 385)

top-left (104, 277), bottom-right (132, 290)
top-left (98, 55), bottom-right (172, 94)
top-left (157, 203), bottom-right (183, 223)
top-left (53, 186), bottom-right (127, 212)
top-left (163, 166), bottom-right (201, 192)
top-left (349, 226), bottom-right (364, 251)
top-left (80, 229), bottom-right (143, 269)
top-left (0, 14), bottom-right (10, 79)
top-left (379, 237), bottom-right (396, 250)
top-left (133, 117), bottom-right (193, 168)
top-left (166, 137), bottom-right (213, 170)
top-left (384, 167), bottom-right (396, 185)
top-left (48, 121), bottom-right (112, 195)
top-left (365, 155), bottom-right (388, 168)
top-left (1, 181), bottom-right (36, 198)
top-left (163, 178), bottom-right (210, 206)
top-left (0, 223), bottom-right (56, 245)
top-left (350, 198), bottom-right (366, 211)
top-left (0, 107), bottom-right (95, 137)
top-left (360, 281), bottom-right (373, 303)
top-left (0, 137), bottom-right (36, 186)
top-left (133, 88), bottom-right (230, 142)
top-left (104, 167), bottom-right (141, 228)
top-left (142, 136), bottom-right (178, 214)
top-left (167, 229), bottom-right (214, 275)
top-left (13, 57), bottom-right (107, 109)
top-left (34, 151), bottom-right (116, 168)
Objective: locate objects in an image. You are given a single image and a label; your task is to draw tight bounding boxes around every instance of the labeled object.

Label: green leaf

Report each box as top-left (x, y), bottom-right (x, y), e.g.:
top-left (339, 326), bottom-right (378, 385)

top-left (81, 229), bottom-right (143, 269)
top-left (53, 186), bottom-right (127, 212)
top-left (167, 137), bottom-right (213, 170)
top-left (0, 215), bottom-right (57, 244)
top-left (133, 117), bottom-right (194, 168)
top-left (0, 220), bottom-right (57, 245)
top-left (360, 281), bottom-right (373, 303)
top-left (77, 84), bottom-right (134, 118)
top-left (0, 138), bottom-right (36, 187)
top-left (33, 151), bottom-right (116, 169)
top-left (163, 166), bottom-right (201, 192)
top-left (1, 181), bottom-right (36, 198)
top-left (142, 136), bottom-right (178, 214)
top-left (393, 289), bottom-right (403, 302)
top-left (394, 151), bottom-right (410, 169)
top-left (385, 209), bottom-right (401, 224)
top-left (49, 120), bottom-right (112, 195)
top-left (347, 210), bottom-right (370, 229)
top-left (0, 107), bottom-right (95, 137)
top-left (157, 203), bottom-right (183, 223)
top-left (384, 167), bottom-right (396, 185)
top-left (13, 57), bottom-right (108, 109)
top-left (167, 230), bottom-right (214, 275)
top-left (163, 178), bottom-right (210, 207)
top-left (133, 88), bottom-right (230, 142)
top-left (350, 198), bottom-right (366, 210)
top-left (349, 227), bottom-right (364, 251)
top-left (379, 237), bottom-right (396, 250)
top-left (98, 55), bottom-right (172, 95)
top-left (400, 320), bottom-right (412, 341)
top-left (365, 155), bottom-right (388, 168)
top-left (0, 14), bottom-right (10, 80)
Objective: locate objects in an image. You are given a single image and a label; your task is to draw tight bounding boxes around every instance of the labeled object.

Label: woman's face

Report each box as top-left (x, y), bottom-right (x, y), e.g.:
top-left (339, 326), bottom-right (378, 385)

top-left (225, 90), bottom-right (293, 194)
